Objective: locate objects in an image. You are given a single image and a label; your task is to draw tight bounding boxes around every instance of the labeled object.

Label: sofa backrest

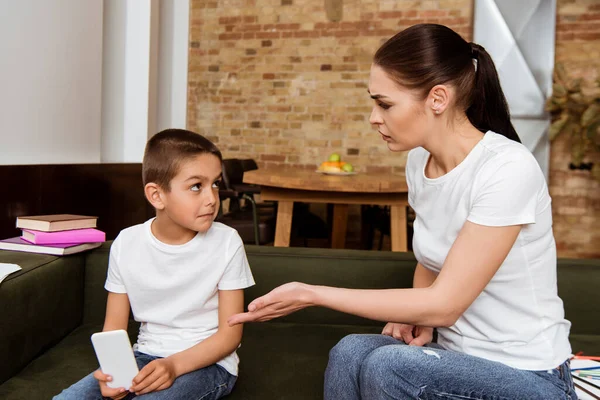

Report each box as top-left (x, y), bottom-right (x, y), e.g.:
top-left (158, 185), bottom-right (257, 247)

top-left (244, 245), bottom-right (416, 326)
top-left (81, 243), bottom-right (600, 334)
top-left (557, 257), bottom-right (600, 336)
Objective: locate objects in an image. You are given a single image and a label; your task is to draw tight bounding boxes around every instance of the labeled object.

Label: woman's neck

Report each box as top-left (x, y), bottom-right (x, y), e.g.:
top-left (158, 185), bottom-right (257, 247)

top-left (422, 119), bottom-right (484, 179)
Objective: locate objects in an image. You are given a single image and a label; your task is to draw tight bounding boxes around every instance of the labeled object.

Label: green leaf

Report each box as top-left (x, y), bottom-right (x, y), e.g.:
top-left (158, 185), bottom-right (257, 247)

top-left (592, 163), bottom-right (600, 182)
top-left (550, 114), bottom-right (569, 141)
top-left (554, 63), bottom-right (567, 84)
top-left (586, 119), bottom-right (600, 149)
top-left (570, 127), bottom-right (586, 166)
top-left (569, 92), bottom-right (585, 104)
top-left (581, 103), bottom-right (600, 126)
top-left (568, 78), bottom-right (582, 93)
top-left (552, 83), bottom-right (567, 98)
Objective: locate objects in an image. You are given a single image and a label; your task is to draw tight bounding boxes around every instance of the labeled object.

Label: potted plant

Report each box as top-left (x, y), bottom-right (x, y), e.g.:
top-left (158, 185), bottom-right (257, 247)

top-left (546, 63), bottom-right (600, 181)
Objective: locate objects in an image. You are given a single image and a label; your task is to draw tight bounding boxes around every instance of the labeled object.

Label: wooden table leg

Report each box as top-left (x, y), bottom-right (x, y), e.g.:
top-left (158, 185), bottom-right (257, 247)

top-left (274, 201), bottom-right (294, 247)
top-left (331, 204), bottom-right (349, 249)
top-left (390, 205), bottom-right (407, 252)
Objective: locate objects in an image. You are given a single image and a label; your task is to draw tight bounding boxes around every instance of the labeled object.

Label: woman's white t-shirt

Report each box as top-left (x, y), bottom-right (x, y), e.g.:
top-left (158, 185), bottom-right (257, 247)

top-left (105, 219), bottom-right (255, 376)
top-left (406, 131), bottom-right (571, 370)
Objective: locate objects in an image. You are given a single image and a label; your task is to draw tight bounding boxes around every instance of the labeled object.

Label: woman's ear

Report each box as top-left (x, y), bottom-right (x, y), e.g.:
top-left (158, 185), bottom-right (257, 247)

top-left (144, 183), bottom-right (166, 210)
top-left (428, 84), bottom-right (451, 115)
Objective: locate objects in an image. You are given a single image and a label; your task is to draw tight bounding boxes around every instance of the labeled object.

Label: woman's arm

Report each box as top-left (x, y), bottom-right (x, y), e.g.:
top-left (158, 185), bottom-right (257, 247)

top-left (413, 262), bottom-right (437, 289)
top-left (229, 222), bottom-right (520, 327)
top-left (382, 263), bottom-right (437, 343)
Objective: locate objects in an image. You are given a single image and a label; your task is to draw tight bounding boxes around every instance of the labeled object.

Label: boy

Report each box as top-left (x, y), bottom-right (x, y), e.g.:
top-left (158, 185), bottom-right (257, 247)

top-left (55, 129), bottom-right (254, 399)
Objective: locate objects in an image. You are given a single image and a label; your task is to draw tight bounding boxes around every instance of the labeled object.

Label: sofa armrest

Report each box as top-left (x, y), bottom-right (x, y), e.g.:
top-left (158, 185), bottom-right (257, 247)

top-left (0, 251), bottom-right (85, 384)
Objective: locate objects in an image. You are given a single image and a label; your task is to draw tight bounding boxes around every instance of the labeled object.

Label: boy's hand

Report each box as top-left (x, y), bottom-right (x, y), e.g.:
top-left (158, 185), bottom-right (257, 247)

top-left (92, 369), bottom-right (129, 399)
top-left (130, 358), bottom-right (176, 395)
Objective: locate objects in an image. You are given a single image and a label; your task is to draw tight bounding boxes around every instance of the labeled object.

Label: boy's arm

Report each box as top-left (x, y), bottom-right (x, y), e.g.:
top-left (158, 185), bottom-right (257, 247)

top-left (103, 292), bottom-right (131, 331)
top-left (168, 289), bottom-right (244, 376)
top-left (129, 289), bottom-right (244, 395)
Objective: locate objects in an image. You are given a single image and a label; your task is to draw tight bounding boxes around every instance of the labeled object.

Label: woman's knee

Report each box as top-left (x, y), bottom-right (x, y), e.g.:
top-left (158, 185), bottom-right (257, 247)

top-left (360, 345), bottom-right (427, 381)
top-left (329, 334), bottom-right (366, 360)
top-left (359, 346), bottom-right (428, 398)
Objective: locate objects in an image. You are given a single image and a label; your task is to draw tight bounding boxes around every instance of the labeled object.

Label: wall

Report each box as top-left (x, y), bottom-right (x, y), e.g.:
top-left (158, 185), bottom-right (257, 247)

top-left (551, 0), bottom-right (600, 258)
top-left (101, 0), bottom-right (190, 163)
top-left (187, 0), bottom-right (472, 173)
top-left (0, 0), bottom-right (103, 165)
top-left (0, 0), bottom-right (190, 165)
top-left (188, 0), bottom-right (598, 257)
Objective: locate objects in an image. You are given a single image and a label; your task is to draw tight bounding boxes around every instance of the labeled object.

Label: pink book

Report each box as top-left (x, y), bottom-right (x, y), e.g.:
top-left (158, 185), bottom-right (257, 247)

top-left (21, 228), bottom-right (106, 245)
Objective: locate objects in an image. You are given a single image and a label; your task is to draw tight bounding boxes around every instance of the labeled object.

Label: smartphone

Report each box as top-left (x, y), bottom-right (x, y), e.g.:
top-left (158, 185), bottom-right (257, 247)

top-left (91, 330), bottom-right (139, 390)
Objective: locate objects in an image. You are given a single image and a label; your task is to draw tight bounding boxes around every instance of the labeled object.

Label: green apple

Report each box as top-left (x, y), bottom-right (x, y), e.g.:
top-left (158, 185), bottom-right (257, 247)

top-left (341, 163), bottom-right (354, 173)
top-left (328, 153), bottom-right (341, 162)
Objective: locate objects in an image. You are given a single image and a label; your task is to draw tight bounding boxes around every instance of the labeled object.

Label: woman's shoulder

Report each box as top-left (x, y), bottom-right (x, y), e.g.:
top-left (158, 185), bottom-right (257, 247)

top-left (474, 132), bottom-right (546, 188)
top-left (480, 132), bottom-right (535, 161)
top-left (406, 147), bottom-right (429, 172)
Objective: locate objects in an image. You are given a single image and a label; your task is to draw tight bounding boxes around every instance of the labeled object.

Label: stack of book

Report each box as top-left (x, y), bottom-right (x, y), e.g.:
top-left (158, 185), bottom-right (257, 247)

top-left (0, 214), bottom-right (105, 256)
top-left (572, 355), bottom-right (600, 399)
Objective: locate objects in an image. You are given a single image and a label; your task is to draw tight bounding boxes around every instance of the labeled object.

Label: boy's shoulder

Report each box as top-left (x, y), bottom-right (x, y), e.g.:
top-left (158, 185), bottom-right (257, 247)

top-left (208, 221), bottom-right (238, 237)
top-left (114, 220), bottom-right (241, 248)
top-left (112, 221), bottom-right (149, 248)
top-left (118, 221), bottom-right (147, 238)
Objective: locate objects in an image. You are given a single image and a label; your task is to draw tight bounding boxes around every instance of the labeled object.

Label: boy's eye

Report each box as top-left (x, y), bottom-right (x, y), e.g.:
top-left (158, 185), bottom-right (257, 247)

top-left (191, 184), bottom-right (201, 192)
top-left (212, 180), bottom-right (221, 189)
top-left (377, 101), bottom-right (391, 110)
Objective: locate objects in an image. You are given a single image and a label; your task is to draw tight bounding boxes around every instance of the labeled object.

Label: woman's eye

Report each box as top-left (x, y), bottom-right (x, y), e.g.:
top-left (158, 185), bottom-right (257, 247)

top-left (191, 184), bottom-right (201, 192)
top-left (212, 180), bottom-right (221, 188)
top-left (377, 102), bottom-right (391, 110)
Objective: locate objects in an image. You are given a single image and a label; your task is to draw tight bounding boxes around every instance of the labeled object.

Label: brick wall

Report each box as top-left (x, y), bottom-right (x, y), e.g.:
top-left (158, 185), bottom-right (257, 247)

top-left (551, 0), bottom-right (600, 258)
top-left (188, 0), bottom-right (599, 257)
top-left (188, 0), bottom-right (472, 173)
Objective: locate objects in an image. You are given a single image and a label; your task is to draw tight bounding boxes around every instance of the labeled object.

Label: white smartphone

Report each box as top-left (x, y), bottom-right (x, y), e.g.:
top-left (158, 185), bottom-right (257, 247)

top-left (91, 330), bottom-right (139, 390)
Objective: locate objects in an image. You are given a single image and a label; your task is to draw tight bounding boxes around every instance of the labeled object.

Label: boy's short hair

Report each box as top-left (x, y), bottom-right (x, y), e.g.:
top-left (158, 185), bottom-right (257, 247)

top-left (142, 129), bottom-right (222, 190)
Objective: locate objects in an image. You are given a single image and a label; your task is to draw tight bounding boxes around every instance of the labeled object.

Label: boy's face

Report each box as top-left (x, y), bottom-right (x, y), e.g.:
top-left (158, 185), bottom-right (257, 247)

top-left (161, 153), bottom-right (222, 234)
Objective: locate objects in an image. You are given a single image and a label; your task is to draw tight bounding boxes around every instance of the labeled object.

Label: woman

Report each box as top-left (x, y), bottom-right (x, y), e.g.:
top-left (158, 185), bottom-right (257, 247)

top-left (229, 24), bottom-right (576, 400)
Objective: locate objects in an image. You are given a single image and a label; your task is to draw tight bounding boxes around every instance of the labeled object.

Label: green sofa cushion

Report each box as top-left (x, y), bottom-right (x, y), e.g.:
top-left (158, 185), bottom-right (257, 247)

top-left (0, 320), bottom-right (381, 400)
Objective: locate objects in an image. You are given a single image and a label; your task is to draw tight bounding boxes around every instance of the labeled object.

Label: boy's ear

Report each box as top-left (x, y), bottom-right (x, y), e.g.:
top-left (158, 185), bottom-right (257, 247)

top-left (144, 183), bottom-right (166, 210)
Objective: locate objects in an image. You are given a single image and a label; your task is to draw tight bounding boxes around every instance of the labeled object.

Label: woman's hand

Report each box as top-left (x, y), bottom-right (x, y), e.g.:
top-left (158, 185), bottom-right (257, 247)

top-left (93, 369), bottom-right (129, 399)
top-left (228, 282), bottom-right (315, 326)
top-left (382, 323), bottom-right (433, 346)
top-left (129, 358), bottom-right (176, 395)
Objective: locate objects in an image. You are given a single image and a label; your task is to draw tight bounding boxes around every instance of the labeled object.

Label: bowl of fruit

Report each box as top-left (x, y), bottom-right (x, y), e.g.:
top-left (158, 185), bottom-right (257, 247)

top-left (316, 153), bottom-right (357, 176)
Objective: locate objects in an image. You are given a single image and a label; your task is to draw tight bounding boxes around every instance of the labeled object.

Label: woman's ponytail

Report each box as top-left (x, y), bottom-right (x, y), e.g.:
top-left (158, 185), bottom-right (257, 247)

top-left (466, 43), bottom-right (521, 143)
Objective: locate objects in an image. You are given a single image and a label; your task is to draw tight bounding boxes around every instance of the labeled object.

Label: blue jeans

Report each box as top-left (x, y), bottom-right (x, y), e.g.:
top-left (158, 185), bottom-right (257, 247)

top-left (53, 351), bottom-right (236, 400)
top-left (324, 334), bottom-right (577, 400)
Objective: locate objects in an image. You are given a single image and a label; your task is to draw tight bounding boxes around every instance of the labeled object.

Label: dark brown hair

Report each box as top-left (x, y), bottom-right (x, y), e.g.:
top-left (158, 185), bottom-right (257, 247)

top-left (374, 23), bottom-right (520, 142)
top-left (142, 129), bottom-right (223, 190)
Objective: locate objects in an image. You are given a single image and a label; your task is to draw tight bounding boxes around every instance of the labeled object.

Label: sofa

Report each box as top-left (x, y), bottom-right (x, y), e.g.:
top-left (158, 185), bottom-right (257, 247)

top-left (0, 243), bottom-right (598, 399)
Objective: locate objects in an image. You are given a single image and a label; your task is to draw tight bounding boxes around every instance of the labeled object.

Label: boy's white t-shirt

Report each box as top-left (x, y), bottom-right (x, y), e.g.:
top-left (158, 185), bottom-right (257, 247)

top-left (406, 131), bottom-right (572, 371)
top-left (105, 219), bottom-right (255, 376)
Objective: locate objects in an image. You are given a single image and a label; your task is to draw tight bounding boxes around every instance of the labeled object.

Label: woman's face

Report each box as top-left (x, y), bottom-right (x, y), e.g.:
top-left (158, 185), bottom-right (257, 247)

top-left (368, 64), bottom-right (430, 152)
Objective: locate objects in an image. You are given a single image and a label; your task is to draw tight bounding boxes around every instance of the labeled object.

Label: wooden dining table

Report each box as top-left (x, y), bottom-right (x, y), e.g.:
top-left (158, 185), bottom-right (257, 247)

top-left (243, 167), bottom-right (409, 251)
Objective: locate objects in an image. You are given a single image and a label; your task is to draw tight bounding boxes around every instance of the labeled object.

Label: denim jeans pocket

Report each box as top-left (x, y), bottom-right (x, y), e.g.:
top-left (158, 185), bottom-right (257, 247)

top-left (532, 361), bottom-right (575, 400)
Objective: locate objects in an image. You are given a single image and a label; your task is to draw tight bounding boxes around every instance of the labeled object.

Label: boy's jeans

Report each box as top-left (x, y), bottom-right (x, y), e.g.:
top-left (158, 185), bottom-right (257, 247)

top-left (53, 351), bottom-right (236, 400)
top-left (324, 334), bottom-right (577, 400)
